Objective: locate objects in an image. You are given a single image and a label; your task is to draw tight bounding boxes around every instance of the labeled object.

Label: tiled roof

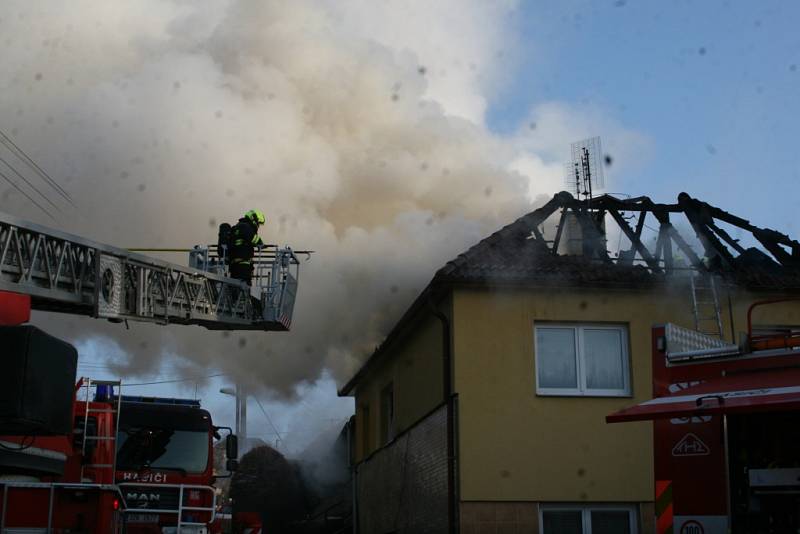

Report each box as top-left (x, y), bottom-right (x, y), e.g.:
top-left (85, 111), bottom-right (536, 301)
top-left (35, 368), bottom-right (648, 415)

top-left (434, 213), bottom-right (658, 289)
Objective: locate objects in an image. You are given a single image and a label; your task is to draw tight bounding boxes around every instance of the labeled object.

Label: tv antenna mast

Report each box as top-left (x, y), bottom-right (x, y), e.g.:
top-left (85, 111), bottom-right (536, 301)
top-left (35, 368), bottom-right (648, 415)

top-left (565, 136), bottom-right (605, 204)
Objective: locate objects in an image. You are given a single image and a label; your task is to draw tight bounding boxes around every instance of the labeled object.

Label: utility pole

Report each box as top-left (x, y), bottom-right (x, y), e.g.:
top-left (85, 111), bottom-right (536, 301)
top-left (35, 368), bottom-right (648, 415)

top-left (238, 383), bottom-right (247, 451)
top-left (221, 384), bottom-right (248, 451)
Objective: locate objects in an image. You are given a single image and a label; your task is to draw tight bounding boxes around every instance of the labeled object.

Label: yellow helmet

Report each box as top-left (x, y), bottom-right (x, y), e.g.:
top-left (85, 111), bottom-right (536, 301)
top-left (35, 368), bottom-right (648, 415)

top-left (245, 209), bottom-right (265, 226)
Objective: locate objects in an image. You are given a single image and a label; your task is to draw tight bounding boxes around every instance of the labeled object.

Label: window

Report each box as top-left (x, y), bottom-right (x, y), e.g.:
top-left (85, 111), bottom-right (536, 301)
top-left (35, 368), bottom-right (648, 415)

top-left (540, 504), bottom-right (637, 534)
top-left (117, 429), bottom-right (210, 473)
top-left (535, 324), bottom-right (630, 396)
top-left (380, 382), bottom-right (395, 444)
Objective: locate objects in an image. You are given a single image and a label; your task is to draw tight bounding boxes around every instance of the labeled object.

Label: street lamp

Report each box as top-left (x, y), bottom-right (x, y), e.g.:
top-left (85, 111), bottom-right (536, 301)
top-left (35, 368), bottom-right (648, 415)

top-left (219, 384), bottom-right (247, 449)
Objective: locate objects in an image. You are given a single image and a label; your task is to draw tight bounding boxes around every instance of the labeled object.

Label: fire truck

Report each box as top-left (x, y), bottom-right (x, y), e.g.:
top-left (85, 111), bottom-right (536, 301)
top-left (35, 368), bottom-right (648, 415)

top-left (0, 325), bottom-right (238, 532)
top-left (608, 299), bottom-right (800, 534)
top-left (0, 210), bottom-right (306, 532)
top-left (112, 392), bottom-right (237, 531)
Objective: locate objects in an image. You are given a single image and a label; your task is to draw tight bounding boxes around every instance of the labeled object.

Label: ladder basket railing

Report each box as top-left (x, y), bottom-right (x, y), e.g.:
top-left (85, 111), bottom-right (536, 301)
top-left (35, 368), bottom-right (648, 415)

top-left (193, 244), bottom-right (301, 329)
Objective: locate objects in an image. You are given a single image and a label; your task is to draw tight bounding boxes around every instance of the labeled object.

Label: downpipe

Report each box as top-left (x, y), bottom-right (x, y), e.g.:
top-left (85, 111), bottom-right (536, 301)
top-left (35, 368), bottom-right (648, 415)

top-left (429, 297), bottom-right (457, 534)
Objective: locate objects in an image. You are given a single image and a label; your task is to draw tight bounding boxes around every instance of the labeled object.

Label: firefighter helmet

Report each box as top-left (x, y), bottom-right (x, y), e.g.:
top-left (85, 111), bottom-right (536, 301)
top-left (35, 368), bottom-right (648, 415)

top-left (245, 209), bottom-right (266, 226)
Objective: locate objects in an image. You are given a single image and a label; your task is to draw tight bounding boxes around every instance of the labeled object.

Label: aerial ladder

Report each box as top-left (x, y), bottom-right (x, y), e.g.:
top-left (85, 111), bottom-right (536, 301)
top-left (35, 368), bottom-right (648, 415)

top-left (0, 209), bottom-right (307, 331)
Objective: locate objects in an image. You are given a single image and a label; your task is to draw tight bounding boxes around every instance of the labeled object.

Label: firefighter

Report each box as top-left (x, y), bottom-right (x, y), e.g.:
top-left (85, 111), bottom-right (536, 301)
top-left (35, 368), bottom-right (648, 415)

top-left (228, 209), bottom-right (266, 285)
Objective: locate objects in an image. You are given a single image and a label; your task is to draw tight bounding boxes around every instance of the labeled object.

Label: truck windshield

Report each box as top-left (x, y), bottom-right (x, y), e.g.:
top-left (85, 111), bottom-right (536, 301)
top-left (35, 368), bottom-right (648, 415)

top-left (116, 426), bottom-right (209, 473)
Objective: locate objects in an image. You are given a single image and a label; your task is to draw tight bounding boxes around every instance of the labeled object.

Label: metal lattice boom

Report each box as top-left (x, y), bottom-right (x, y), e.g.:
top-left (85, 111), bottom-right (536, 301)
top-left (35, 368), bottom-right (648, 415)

top-left (0, 211), bottom-right (302, 331)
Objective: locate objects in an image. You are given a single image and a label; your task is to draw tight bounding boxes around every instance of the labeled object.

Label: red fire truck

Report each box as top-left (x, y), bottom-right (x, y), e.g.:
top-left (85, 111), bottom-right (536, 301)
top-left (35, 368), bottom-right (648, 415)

top-left (608, 300), bottom-right (800, 534)
top-left (0, 291), bottom-right (239, 532)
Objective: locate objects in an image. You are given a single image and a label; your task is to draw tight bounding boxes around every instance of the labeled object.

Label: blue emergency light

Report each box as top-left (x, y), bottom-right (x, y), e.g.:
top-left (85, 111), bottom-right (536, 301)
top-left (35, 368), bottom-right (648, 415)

top-left (94, 385), bottom-right (114, 401)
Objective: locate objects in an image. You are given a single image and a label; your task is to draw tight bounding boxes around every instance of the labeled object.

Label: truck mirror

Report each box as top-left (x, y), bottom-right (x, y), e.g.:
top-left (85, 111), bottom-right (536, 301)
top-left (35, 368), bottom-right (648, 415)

top-left (226, 434), bottom-right (238, 460)
top-left (226, 459), bottom-right (239, 472)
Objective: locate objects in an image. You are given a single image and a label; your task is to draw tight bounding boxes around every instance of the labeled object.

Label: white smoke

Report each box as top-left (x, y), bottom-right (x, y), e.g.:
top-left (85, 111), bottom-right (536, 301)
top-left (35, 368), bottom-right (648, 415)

top-left (1, 0), bottom-right (643, 397)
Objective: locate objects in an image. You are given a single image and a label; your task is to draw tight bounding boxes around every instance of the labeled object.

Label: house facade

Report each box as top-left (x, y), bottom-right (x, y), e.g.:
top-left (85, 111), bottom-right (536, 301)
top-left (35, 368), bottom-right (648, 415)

top-left (340, 192), bottom-right (800, 534)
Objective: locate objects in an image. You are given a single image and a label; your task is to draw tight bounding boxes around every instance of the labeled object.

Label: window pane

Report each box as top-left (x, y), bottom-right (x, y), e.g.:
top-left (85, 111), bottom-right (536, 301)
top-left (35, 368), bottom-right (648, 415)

top-left (536, 328), bottom-right (577, 389)
top-left (591, 510), bottom-right (631, 534)
top-left (583, 329), bottom-right (625, 390)
top-left (543, 510), bottom-right (582, 534)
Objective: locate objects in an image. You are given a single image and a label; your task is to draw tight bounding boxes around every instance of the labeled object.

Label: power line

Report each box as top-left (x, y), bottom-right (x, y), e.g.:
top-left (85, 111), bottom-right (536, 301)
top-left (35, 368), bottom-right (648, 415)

top-left (0, 129), bottom-right (75, 206)
top-left (74, 371), bottom-right (227, 386)
top-left (0, 168), bottom-right (55, 220)
top-left (0, 156), bottom-right (62, 214)
top-left (122, 373), bottom-right (226, 386)
top-left (254, 396), bottom-right (283, 441)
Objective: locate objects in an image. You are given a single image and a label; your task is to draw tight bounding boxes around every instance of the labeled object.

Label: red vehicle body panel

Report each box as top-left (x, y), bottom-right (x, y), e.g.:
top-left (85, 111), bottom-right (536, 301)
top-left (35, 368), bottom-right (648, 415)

top-left (0, 386), bottom-right (124, 532)
top-left (608, 325), bottom-right (800, 534)
top-left (0, 291), bottom-right (30, 325)
top-left (608, 367), bottom-right (800, 422)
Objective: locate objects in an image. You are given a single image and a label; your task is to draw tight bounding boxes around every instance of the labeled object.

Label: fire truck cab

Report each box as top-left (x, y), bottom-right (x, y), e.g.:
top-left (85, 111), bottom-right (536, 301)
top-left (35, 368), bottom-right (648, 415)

top-left (113, 394), bottom-right (235, 532)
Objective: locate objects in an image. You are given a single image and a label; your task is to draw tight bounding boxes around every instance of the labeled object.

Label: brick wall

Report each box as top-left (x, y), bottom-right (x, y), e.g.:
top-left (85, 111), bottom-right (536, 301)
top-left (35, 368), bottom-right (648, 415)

top-left (355, 403), bottom-right (449, 534)
top-left (460, 502), bottom-right (539, 534)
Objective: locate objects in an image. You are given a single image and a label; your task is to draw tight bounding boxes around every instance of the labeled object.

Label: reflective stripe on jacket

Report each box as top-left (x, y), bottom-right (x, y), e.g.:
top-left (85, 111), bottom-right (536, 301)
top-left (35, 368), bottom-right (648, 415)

top-left (229, 217), bottom-right (263, 262)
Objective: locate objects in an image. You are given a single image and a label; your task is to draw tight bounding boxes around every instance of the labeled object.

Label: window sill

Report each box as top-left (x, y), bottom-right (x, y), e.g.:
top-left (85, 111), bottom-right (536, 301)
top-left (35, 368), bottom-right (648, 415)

top-left (535, 390), bottom-right (633, 398)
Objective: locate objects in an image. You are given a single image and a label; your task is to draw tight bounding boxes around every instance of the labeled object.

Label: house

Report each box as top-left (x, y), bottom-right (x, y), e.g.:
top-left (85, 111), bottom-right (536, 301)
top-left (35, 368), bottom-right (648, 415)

top-left (339, 191), bottom-right (800, 534)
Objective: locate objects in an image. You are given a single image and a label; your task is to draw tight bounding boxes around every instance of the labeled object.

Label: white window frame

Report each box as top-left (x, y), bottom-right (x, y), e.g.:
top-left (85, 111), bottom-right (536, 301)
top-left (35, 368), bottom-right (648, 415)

top-left (539, 503), bottom-right (638, 534)
top-left (534, 323), bottom-right (631, 397)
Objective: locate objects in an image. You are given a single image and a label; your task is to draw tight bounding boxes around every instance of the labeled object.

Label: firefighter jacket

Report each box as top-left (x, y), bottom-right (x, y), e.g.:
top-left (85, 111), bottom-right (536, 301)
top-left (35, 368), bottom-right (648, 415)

top-left (229, 217), bottom-right (264, 265)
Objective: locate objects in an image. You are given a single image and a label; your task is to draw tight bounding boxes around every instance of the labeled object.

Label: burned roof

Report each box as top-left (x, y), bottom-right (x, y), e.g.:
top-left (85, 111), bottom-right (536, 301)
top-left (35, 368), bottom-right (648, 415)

top-left (339, 191), bottom-right (800, 395)
top-left (435, 191), bottom-right (800, 290)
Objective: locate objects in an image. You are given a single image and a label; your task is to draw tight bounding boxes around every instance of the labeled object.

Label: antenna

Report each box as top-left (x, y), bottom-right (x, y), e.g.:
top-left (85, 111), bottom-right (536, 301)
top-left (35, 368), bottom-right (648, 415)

top-left (564, 136), bottom-right (605, 202)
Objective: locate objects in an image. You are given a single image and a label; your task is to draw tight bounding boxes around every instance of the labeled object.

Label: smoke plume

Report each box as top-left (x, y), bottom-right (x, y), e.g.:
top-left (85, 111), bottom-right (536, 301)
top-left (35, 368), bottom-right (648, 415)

top-left (0, 0), bottom-right (611, 396)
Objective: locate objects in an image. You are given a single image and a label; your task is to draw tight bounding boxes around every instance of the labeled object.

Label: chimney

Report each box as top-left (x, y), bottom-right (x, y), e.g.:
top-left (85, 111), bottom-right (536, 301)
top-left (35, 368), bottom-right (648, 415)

top-left (557, 211), bottom-right (607, 258)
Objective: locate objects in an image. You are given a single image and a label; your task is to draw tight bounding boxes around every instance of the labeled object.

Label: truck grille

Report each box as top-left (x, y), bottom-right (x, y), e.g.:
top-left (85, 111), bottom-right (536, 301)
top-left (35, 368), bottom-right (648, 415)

top-left (122, 485), bottom-right (180, 511)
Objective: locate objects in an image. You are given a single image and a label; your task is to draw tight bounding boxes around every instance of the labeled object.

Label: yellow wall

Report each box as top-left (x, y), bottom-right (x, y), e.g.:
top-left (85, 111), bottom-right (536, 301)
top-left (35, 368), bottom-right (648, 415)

top-left (346, 274), bottom-right (800, 500)
top-left (353, 307), bottom-right (446, 462)
top-left (452, 284), bottom-right (800, 503)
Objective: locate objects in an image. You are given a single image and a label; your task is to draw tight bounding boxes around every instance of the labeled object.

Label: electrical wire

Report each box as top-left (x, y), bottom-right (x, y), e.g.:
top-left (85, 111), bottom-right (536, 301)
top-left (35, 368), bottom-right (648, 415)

top-left (0, 156), bottom-right (62, 213)
top-left (122, 373), bottom-right (226, 386)
top-left (0, 129), bottom-right (75, 206)
top-left (75, 369), bottom-right (227, 387)
top-left (0, 168), bottom-right (55, 220)
top-left (254, 396), bottom-right (283, 441)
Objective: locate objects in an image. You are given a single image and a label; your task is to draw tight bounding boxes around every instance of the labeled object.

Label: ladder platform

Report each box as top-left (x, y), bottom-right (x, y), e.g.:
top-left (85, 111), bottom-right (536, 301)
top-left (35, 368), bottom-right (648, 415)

top-left (0, 211), bottom-right (303, 331)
